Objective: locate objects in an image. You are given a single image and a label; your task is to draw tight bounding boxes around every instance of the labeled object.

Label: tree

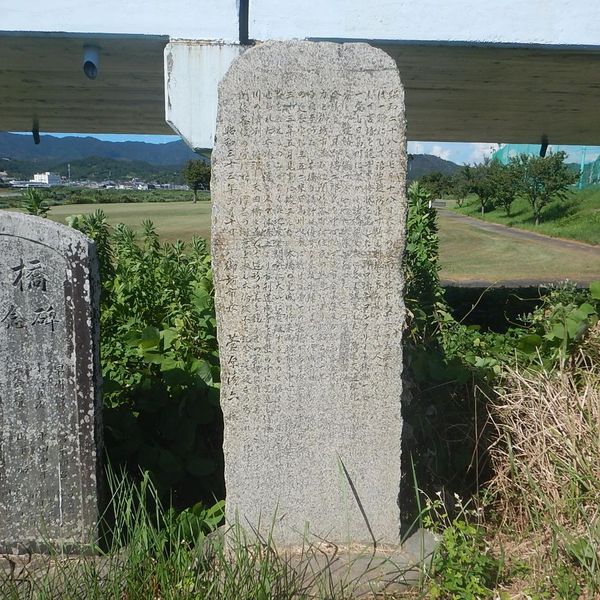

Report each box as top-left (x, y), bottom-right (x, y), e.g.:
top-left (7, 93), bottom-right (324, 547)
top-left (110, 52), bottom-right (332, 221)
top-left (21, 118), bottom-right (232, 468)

top-left (488, 160), bottom-right (521, 216)
top-left (468, 161), bottom-right (496, 215)
top-left (450, 168), bottom-right (471, 208)
top-left (419, 171), bottom-right (453, 199)
top-left (511, 151), bottom-right (578, 225)
top-left (183, 160), bottom-right (211, 203)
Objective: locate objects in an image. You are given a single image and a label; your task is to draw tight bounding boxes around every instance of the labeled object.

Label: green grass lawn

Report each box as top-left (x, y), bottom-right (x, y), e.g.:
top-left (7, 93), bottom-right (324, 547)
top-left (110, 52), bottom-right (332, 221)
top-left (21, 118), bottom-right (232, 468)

top-left (437, 213), bottom-right (600, 283)
top-left (453, 187), bottom-right (600, 245)
top-left (41, 200), bottom-right (600, 283)
top-left (48, 200), bottom-right (212, 243)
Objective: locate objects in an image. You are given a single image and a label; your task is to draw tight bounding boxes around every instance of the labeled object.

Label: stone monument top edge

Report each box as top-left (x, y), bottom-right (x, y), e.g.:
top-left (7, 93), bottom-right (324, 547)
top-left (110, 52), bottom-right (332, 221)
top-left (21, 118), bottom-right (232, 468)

top-left (0, 211), bottom-right (96, 252)
top-left (217, 39), bottom-right (404, 91)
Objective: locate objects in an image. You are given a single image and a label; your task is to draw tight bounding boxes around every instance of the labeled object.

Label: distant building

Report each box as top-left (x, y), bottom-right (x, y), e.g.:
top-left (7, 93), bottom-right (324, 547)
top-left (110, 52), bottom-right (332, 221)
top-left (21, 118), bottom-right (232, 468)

top-left (10, 180), bottom-right (47, 188)
top-left (33, 172), bottom-right (61, 186)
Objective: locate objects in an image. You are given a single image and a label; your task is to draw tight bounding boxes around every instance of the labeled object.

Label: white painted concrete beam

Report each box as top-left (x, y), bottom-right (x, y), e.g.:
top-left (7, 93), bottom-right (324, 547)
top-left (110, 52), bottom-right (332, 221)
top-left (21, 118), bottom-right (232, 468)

top-left (165, 42), bottom-right (246, 150)
top-left (0, 0), bottom-right (239, 42)
top-left (250, 0), bottom-right (600, 48)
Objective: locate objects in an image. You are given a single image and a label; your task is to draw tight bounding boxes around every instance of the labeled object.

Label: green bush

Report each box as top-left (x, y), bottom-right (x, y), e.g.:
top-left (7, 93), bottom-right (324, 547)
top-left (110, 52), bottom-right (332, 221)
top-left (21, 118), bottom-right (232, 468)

top-left (428, 519), bottom-right (502, 599)
top-left (401, 182), bottom-right (495, 523)
top-left (403, 181), bottom-right (446, 348)
top-left (70, 211), bottom-right (222, 508)
top-left (519, 281), bottom-right (600, 368)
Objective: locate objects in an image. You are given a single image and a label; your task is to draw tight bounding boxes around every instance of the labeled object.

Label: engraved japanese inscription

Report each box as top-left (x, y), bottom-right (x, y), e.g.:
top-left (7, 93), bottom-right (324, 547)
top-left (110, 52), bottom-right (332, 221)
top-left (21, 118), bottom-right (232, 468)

top-left (0, 212), bottom-right (102, 553)
top-left (212, 41), bottom-right (407, 544)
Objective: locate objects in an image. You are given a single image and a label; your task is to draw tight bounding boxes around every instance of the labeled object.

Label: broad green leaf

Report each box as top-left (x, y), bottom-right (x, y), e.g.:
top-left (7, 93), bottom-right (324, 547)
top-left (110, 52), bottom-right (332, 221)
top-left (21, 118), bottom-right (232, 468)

top-left (141, 349), bottom-right (163, 364)
top-left (161, 328), bottom-right (178, 350)
top-left (193, 286), bottom-right (212, 311)
top-left (192, 359), bottom-right (214, 385)
top-left (159, 356), bottom-right (180, 372)
top-left (590, 280), bottom-right (600, 300)
top-left (517, 334), bottom-right (543, 353)
top-left (547, 323), bottom-right (566, 340)
top-left (566, 317), bottom-right (584, 339)
top-left (577, 302), bottom-right (596, 316)
top-left (138, 326), bottom-right (160, 349)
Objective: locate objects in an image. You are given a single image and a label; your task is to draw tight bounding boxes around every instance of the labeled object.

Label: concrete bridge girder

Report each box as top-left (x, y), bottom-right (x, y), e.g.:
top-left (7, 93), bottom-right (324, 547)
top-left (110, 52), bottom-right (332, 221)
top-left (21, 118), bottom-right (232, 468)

top-left (2, 35), bottom-right (600, 147)
top-left (1, 0), bottom-right (600, 146)
top-left (165, 40), bottom-right (600, 150)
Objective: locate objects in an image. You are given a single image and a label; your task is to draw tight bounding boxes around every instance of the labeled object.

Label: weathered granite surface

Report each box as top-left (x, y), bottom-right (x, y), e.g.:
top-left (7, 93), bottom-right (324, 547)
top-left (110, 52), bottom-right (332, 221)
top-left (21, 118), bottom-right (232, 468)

top-left (212, 41), bottom-right (407, 544)
top-left (0, 212), bottom-right (102, 553)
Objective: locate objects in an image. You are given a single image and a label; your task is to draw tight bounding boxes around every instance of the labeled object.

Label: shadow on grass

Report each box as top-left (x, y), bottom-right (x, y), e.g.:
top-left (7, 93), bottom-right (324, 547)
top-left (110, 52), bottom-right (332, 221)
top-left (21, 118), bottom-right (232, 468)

top-left (542, 200), bottom-right (578, 222)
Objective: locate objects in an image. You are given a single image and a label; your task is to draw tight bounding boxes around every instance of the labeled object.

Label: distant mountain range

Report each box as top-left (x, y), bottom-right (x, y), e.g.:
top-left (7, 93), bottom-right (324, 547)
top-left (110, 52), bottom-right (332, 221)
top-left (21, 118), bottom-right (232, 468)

top-left (408, 153), bottom-right (461, 180)
top-left (0, 132), bottom-right (197, 166)
top-left (0, 131), bottom-right (462, 183)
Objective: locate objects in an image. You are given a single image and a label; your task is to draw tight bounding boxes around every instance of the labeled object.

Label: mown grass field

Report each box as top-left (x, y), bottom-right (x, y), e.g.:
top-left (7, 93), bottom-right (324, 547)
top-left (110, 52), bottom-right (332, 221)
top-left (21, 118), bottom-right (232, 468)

top-left (48, 200), bottom-right (213, 243)
top-left (454, 186), bottom-right (600, 245)
top-left (44, 200), bottom-right (600, 283)
top-left (437, 212), bottom-right (600, 282)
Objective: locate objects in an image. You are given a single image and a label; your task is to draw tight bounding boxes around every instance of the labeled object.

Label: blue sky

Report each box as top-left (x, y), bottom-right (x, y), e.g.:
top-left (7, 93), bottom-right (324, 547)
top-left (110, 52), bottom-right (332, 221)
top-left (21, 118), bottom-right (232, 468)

top-left (11, 132), bottom-right (600, 166)
top-left (407, 141), bottom-right (501, 165)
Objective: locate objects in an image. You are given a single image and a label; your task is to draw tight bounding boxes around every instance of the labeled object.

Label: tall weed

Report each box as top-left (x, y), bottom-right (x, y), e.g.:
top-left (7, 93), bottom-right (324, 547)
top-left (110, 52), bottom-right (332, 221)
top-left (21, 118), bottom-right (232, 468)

top-left (0, 471), bottom-right (416, 599)
top-left (488, 328), bottom-right (600, 593)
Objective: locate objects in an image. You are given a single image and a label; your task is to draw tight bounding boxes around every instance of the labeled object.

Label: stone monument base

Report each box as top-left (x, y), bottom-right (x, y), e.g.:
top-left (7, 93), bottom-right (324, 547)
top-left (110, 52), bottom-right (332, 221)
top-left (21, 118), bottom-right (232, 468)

top-left (284, 532), bottom-right (439, 598)
top-left (210, 526), bottom-right (438, 598)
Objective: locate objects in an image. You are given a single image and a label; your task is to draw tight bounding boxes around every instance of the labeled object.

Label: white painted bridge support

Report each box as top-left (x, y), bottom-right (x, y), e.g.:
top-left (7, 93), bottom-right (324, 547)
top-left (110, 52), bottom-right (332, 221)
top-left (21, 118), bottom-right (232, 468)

top-left (164, 41), bottom-right (246, 151)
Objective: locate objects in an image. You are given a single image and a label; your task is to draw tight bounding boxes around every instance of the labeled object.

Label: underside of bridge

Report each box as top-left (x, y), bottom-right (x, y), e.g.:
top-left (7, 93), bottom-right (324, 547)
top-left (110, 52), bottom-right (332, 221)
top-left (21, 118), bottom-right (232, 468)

top-left (1, 33), bottom-right (600, 145)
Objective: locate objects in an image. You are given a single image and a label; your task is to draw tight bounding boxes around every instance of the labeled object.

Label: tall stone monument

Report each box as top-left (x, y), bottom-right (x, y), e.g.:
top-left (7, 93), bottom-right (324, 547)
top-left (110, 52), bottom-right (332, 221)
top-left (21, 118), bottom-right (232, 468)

top-left (0, 212), bottom-right (102, 553)
top-left (212, 41), bottom-right (407, 545)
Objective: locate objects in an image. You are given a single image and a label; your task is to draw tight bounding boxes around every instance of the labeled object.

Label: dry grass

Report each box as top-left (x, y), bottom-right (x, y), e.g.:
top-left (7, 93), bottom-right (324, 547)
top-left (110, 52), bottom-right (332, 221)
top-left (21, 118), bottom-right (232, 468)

top-left (489, 360), bottom-right (600, 530)
top-left (486, 327), bottom-right (600, 594)
top-left (492, 338), bottom-right (600, 526)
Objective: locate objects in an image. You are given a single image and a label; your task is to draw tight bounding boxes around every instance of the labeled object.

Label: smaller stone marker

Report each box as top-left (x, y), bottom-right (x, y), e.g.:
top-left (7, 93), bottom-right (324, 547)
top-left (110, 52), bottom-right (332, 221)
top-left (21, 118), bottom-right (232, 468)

top-left (0, 212), bottom-right (102, 553)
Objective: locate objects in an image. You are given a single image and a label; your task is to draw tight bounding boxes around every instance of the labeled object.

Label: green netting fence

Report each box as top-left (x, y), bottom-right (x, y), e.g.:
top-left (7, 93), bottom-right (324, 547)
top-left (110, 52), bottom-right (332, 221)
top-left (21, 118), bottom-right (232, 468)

top-left (492, 144), bottom-right (600, 189)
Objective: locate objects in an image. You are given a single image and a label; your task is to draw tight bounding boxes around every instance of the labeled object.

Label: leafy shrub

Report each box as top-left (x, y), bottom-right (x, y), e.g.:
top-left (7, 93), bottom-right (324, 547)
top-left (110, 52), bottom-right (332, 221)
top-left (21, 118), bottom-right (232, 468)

top-left (70, 211), bottom-right (222, 508)
top-left (403, 181), bottom-right (446, 348)
top-left (401, 182), bottom-right (495, 523)
top-left (424, 495), bottom-right (503, 599)
top-left (518, 280), bottom-right (600, 368)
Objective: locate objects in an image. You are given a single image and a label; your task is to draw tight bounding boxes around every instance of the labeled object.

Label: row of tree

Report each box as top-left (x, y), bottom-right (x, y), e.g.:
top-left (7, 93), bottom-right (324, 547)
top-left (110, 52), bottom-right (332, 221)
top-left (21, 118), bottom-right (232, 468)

top-left (420, 152), bottom-right (578, 225)
top-left (184, 153), bottom-right (578, 226)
